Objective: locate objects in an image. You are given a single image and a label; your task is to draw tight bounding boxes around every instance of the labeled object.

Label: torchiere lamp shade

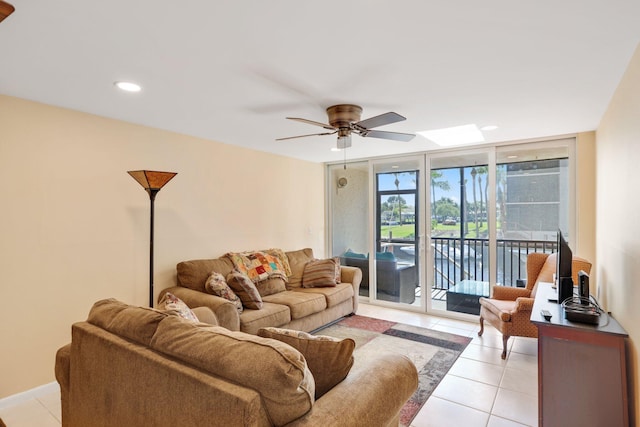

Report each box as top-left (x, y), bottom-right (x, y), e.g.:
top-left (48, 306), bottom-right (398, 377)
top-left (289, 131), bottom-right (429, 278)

top-left (128, 170), bottom-right (177, 191)
top-left (0, 1), bottom-right (15, 24)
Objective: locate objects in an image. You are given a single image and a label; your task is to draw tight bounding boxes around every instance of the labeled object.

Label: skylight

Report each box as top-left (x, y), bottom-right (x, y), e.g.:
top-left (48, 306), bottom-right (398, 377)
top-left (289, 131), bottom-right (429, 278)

top-left (417, 124), bottom-right (485, 147)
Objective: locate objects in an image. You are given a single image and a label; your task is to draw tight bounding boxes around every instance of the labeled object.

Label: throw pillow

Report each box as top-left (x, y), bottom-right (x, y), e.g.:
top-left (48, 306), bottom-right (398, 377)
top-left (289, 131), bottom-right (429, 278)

top-left (333, 256), bottom-right (342, 284)
top-left (302, 258), bottom-right (339, 288)
top-left (255, 277), bottom-right (287, 297)
top-left (258, 327), bottom-right (355, 398)
top-left (226, 271), bottom-right (264, 310)
top-left (205, 272), bottom-right (243, 313)
top-left (376, 251), bottom-right (396, 261)
top-left (158, 292), bottom-right (199, 322)
top-left (343, 249), bottom-right (367, 259)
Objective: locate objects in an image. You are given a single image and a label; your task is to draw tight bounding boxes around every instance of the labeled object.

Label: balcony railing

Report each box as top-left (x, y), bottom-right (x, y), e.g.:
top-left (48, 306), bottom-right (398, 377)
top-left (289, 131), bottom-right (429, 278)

top-left (431, 237), bottom-right (557, 290)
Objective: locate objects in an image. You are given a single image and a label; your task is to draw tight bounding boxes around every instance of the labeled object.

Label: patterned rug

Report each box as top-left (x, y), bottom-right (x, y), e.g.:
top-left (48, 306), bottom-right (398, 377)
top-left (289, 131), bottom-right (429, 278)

top-left (316, 315), bottom-right (472, 426)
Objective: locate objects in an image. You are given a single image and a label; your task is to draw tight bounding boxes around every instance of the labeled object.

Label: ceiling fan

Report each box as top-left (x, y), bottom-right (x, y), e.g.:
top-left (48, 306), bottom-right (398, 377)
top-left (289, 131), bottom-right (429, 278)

top-left (0, 0), bottom-right (15, 24)
top-left (276, 104), bottom-right (415, 148)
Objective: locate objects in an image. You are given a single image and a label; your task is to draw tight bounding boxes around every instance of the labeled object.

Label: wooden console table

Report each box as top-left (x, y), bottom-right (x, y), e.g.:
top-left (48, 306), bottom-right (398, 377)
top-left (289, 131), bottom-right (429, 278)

top-left (531, 282), bottom-right (629, 427)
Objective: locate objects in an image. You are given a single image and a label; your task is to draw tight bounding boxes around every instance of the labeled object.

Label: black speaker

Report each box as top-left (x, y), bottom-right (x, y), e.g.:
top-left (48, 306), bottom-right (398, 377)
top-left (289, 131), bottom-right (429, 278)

top-left (578, 270), bottom-right (590, 305)
top-left (558, 277), bottom-right (573, 304)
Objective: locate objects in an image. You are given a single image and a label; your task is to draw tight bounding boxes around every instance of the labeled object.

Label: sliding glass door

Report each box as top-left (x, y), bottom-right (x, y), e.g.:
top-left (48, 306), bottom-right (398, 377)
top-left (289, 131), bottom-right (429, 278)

top-left (427, 151), bottom-right (491, 313)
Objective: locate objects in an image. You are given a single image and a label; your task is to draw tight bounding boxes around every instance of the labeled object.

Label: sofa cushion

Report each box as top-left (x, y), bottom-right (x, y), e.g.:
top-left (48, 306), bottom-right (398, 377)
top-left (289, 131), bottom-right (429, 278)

top-left (87, 299), bottom-right (167, 346)
top-left (302, 258), bottom-right (340, 288)
top-left (150, 317), bottom-right (315, 426)
top-left (295, 283), bottom-right (354, 308)
top-left (226, 271), bottom-right (263, 310)
top-left (239, 303), bottom-right (291, 335)
top-left (205, 272), bottom-right (243, 313)
top-left (177, 257), bottom-right (235, 293)
top-left (343, 249), bottom-right (366, 259)
top-left (262, 291), bottom-right (327, 320)
top-left (479, 297), bottom-right (515, 322)
top-left (285, 248), bottom-right (315, 288)
top-left (258, 327), bottom-right (355, 398)
top-left (157, 292), bottom-right (199, 322)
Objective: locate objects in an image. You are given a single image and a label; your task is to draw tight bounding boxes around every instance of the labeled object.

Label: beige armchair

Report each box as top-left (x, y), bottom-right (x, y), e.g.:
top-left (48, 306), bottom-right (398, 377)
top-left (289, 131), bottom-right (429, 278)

top-left (478, 252), bottom-right (592, 359)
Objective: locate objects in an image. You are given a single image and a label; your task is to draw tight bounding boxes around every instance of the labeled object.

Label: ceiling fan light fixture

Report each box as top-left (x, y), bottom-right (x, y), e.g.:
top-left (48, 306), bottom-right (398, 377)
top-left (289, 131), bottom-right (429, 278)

top-left (418, 124), bottom-right (485, 147)
top-left (337, 134), bottom-right (352, 149)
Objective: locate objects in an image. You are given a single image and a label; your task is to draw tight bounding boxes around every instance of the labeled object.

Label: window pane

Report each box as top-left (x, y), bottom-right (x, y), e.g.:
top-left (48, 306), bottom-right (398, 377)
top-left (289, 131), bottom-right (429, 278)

top-left (497, 158), bottom-right (569, 241)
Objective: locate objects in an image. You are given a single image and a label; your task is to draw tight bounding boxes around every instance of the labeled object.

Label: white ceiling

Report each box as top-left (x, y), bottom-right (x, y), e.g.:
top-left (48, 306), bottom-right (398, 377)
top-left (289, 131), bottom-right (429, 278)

top-left (1, 1), bottom-right (639, 163)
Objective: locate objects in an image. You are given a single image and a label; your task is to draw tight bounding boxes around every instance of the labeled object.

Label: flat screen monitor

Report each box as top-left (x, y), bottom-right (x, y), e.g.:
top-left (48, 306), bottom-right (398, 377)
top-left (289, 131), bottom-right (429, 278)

top-left (556, 230), bottom-right (572, 281)
top-left (556, 230), bottom-right (574, 302)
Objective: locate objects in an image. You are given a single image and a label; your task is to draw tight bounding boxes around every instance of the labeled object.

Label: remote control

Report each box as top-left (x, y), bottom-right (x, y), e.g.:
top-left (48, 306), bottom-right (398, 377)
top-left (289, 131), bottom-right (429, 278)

top-left (540, 310), bottom-right (552, 321)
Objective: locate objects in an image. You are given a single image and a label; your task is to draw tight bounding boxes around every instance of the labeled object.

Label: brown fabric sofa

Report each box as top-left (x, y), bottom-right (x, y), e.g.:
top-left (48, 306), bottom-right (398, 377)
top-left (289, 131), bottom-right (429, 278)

top-left (55, 299), bottom-right (418, 427)
top-left (161, 248), bottom-right (363, 334)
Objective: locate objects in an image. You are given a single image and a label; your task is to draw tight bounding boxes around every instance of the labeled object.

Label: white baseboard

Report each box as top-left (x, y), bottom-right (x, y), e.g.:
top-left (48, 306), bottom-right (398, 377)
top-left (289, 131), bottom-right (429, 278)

top-left (0, 382), bottom-right (59, 411)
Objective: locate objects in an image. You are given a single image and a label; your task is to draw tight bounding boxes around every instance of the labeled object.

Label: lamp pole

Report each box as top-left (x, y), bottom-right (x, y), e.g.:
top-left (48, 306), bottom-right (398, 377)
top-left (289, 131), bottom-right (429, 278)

top-left (148, 188), bottom-right (159, 307)
top-left (128, 170), bottom-right (177, 307)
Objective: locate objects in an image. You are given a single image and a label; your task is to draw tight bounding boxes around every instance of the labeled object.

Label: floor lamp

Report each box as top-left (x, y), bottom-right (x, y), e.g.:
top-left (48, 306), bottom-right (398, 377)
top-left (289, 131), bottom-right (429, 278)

top-left (128, 170), bottom-right (177, 307)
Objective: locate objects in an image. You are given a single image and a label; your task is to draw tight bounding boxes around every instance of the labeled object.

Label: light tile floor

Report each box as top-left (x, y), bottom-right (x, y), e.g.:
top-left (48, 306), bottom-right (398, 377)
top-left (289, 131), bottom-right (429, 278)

top-left (0, 303), bottom-right (538, 427)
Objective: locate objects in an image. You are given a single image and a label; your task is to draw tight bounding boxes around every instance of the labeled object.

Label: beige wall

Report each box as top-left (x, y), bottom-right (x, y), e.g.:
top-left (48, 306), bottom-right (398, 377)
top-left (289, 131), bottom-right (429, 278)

top-left (0, 95), bottom-right (325, 398)
top-left (576, 131), bottom-right (597, 290)
top-left (596, 43), bottom-right (640, 424)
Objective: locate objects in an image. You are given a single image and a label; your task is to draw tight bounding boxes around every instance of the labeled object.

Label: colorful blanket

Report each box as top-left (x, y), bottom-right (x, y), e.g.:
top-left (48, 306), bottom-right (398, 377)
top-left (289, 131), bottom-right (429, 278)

top-left (225, 250), bottom-right (289, 283)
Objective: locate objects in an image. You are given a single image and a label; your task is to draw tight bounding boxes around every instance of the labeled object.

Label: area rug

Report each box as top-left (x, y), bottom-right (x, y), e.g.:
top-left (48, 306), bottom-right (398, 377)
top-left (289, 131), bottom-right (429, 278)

top-left (316, 315), bottom-right (472, 426)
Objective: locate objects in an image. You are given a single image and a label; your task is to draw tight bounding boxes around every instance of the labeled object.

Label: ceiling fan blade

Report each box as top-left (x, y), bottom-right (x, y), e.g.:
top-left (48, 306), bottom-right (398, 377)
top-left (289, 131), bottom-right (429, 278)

top-left (276, 131), bottom-right (336, 141)
top-left (355, 112), bottom-right (406, 130)
top-left (287, 117), bottom-right (335, 130)
top-left (0, 0), bottom-right (15, 23)
top-left (361, 129), bottom-right (415, 142)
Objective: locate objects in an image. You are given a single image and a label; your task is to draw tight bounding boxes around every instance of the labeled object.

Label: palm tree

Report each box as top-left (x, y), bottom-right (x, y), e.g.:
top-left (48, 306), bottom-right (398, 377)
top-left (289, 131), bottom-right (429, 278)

top-left (470, 167), bottom-right (479, 236)
top-left (476, 166), bottom-right (488, 230)
top-left (431, 171), bottom-right (450, 225)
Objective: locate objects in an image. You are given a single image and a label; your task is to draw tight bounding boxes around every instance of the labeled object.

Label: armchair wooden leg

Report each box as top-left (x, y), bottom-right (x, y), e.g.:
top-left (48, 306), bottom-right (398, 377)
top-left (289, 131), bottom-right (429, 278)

top-left (478, 316), bottom-right (485, 337)
top-left (501, 335), bottom-right (510, 359)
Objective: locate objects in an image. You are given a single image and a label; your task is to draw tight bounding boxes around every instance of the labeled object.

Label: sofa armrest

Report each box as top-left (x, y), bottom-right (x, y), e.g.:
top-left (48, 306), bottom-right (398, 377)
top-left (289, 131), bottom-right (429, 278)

top-left (339, 266), bottom-right (362, 314)
top-left (285, 353), bottom-right (418, 427)
top-left (491, 285), bottom-right (531, 301)
top-left (159, 287), bottom-right (240, 331)
top-left (191, 307), bottom-right (219, 325)
top-left (55, 343), bottom-right (71, 424)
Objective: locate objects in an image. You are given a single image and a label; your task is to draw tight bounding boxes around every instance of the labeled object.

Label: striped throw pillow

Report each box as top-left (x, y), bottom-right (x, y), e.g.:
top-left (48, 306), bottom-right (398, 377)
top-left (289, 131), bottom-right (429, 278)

top-left (302, 258), bottom-right (339, 288)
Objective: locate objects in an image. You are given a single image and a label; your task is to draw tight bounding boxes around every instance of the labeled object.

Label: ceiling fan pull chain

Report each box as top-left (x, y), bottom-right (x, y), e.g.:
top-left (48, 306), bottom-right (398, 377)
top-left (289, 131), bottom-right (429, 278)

top-left (343, 146), bottom-right (347, 170)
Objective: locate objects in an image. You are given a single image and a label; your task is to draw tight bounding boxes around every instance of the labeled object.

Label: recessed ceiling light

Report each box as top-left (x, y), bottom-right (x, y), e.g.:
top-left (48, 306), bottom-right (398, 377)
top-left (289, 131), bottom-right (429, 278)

top-left (114, 81), bottom-right (142, 92)
top-left (417, 124), bottom-right (485, 147)
top-left (507, 155), bottom-right (518, 159)
top-left (331, 147), bottom-right (342, 152)
top-left (481, 125), bottom-right (498, 131)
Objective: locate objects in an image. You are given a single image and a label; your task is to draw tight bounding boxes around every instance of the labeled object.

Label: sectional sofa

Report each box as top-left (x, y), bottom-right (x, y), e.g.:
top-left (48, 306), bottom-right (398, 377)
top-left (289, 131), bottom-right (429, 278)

top-left (160, 248), bottom-right (362, 334)
top-left (55, 299), bottom-right (418, 426)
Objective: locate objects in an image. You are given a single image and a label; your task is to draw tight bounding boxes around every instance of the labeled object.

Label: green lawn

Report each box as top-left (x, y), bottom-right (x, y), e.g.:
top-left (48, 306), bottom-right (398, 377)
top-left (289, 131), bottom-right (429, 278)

top-left (381, 222), bottom-right (490, 239)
